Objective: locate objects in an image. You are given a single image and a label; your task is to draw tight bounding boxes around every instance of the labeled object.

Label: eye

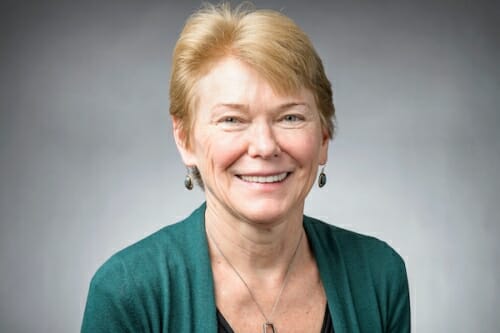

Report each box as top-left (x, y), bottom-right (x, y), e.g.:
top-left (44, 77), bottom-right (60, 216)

top-left (222, 116), bottom-right (240, 124)
top-left (281, 114), bottom-right (304, 122)
top-left (215, 115), bottom-right (247, 131)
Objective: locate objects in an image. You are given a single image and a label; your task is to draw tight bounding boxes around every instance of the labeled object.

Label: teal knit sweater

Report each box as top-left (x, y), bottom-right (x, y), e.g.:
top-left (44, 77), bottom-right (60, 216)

top-left (82, 203), bottom-right (410, 332)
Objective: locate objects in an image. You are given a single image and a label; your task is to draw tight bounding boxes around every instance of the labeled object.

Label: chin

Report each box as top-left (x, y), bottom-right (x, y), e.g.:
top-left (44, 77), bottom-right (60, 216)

top-left (236, 202), bottom-right (298, 226)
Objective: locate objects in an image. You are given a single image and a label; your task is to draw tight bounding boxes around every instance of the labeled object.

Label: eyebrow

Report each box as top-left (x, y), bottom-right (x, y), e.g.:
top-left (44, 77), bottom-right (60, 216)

top-left (276, 102), bottom-right (310, 111)
top-left (211, 103), bottom-right (248, 111)
top-left (211, 102), bottom-right (310, 112)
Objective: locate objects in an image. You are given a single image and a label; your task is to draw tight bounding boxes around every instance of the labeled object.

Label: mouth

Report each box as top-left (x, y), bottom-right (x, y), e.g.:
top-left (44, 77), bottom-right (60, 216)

top-left (238, 172), bottom-right (289, 184)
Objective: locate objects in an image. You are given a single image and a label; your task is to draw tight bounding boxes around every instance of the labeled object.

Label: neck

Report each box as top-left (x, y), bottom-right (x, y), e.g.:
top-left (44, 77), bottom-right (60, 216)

top-left (204, 201), bottom-right (306, 276)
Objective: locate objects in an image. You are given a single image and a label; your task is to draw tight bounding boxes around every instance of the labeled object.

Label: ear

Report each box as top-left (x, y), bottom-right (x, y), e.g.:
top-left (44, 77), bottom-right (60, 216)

top-left (319, 129), bottom-right (329, 166)
top-left (172, 116), bottom-right (197, 166)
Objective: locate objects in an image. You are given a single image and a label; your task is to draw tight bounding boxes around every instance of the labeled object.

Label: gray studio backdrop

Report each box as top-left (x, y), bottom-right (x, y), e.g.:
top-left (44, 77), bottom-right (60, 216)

top-left (1, 0), bottom-right (499, 332)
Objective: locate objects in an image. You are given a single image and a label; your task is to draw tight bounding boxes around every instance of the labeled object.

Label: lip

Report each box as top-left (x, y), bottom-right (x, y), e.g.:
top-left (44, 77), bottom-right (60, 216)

top-left (237, 172), bottom-right (290, 184)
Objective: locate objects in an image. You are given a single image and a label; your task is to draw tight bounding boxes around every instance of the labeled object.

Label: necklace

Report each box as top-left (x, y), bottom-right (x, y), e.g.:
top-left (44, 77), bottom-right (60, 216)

top-left (208, 229), bottom-right (304, 333)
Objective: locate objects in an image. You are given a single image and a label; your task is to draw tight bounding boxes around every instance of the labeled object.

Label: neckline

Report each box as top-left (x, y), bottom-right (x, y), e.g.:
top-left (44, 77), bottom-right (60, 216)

top-left (215, 302), bottom-right (333, 333)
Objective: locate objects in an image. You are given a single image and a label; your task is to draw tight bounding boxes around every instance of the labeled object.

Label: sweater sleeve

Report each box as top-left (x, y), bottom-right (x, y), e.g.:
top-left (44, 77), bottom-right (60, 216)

top-left (81, 256), bottom-right (140, 333)
top-left (387, 251), bottom-right (411, 333)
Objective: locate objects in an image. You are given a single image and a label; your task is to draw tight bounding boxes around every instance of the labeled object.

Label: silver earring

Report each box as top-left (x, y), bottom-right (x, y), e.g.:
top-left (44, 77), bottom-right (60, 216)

top-left (184, 171), bottom-right (193, 190)
top-left (318, 167), bottom-right (327, 188)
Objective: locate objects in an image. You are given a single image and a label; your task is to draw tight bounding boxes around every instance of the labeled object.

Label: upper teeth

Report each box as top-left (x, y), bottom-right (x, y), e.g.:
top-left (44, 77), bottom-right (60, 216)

top-left (240, 172), bottom-right (288, 183)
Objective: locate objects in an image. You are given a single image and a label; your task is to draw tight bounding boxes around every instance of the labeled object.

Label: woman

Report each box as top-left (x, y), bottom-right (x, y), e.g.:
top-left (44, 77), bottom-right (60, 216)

top-left (82, 3), bottom-right (410, 333)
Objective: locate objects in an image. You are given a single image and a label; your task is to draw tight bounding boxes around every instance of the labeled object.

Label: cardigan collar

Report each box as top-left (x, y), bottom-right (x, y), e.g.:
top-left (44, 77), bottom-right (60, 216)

top-left (188, 202), bottom-right (358, 333)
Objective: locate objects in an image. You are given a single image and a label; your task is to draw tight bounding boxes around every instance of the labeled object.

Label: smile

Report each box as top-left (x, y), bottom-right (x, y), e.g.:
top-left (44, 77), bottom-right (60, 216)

top-left (238, 172), bottom-right (289, 183)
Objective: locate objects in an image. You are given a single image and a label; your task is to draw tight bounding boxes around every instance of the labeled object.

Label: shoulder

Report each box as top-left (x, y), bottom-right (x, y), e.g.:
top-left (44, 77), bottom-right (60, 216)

top-left (304, 216), bottom-right (410, 331)
top-left (89, 204), bottom-right (206, 299)
top-left (82, 203), bottom-right (214, 331)
top-left (304, 215), bottom-right (407, 281)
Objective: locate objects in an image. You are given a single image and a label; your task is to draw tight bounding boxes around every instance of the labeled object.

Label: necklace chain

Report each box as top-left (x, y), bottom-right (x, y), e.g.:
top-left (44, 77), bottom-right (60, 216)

top-left (208, 229), bottom-right (304, 330)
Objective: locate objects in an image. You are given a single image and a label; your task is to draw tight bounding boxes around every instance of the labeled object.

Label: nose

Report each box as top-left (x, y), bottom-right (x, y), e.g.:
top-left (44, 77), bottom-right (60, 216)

top-left (247, 121), bottom-right (281, 158)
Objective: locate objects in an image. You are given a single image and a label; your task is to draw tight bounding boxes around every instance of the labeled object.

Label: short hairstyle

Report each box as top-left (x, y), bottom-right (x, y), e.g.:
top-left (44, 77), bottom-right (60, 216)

top-left (169, 2), bottom-right (335, 186)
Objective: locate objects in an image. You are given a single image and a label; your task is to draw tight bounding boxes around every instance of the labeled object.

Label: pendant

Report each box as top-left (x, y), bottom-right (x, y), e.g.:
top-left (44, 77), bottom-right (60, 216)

top-left (263, 322), bottom-right (277, 333)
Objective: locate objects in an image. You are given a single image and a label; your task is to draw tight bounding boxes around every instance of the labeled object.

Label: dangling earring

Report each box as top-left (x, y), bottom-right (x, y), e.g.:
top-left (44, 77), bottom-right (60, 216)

top-left (184, 168), bottom-right (193, 190)
top-left (318, 166), bottom-right (327, 188)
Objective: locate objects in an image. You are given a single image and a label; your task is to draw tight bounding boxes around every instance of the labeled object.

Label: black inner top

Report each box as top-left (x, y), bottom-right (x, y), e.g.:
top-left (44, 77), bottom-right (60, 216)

top-left (216, 303), bottom-right (334, 333)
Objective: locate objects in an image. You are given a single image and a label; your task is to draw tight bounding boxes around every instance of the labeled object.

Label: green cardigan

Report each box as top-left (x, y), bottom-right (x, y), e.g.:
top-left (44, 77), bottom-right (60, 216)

top-left (81, 203), bottom-right (410, 332)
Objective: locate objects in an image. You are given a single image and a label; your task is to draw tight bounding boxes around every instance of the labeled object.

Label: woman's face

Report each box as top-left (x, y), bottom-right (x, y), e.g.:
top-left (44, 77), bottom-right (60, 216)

top-left (175, 57), bottom-right (329, 225)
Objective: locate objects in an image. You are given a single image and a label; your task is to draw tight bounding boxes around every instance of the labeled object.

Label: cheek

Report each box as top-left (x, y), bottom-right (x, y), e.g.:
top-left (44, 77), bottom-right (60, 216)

top-left (194, 132), bottom-right (246, 173)
top-left (279, 130), bottom-right (323, 163)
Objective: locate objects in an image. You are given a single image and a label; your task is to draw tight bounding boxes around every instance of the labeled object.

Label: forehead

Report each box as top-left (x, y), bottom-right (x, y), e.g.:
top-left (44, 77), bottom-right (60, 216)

top-left (194, 57), bottom-right (313, 109)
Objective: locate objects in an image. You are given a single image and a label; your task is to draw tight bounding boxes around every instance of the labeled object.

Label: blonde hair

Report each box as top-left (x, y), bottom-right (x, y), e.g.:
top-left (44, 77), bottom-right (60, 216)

top-left (169, 2), bottom-right (335, 186)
